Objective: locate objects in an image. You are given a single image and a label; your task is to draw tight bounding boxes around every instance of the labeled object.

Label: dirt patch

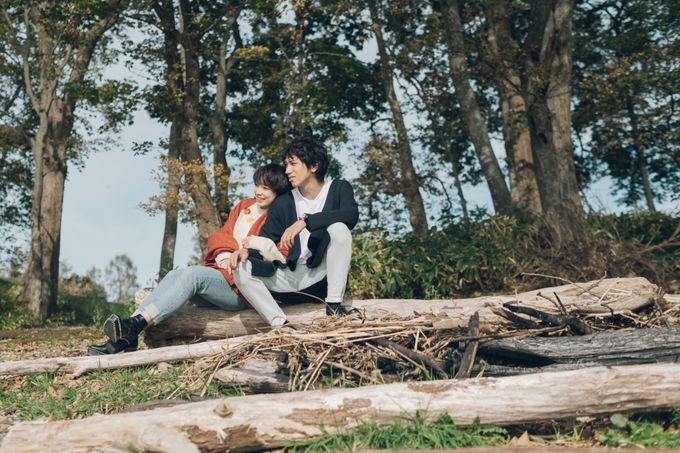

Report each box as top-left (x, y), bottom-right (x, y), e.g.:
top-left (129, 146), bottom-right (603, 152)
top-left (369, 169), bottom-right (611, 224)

top-left (0, 326), bottom-right (103, 361)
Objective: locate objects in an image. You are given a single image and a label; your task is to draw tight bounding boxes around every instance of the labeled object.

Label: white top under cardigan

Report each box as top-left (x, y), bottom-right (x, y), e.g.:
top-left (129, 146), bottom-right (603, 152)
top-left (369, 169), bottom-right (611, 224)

top-left (215, 203), bottom-right (285, 264)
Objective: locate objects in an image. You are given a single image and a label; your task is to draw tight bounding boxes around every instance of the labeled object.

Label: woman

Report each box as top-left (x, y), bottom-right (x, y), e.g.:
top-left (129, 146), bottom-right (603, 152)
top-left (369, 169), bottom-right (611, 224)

top-left (88, 163), bottom-right (291, 355)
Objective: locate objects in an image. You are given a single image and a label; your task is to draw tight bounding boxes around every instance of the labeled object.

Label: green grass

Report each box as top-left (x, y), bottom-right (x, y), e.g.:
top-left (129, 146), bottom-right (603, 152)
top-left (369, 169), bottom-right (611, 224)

top-left (599, 411), bottom-right (680, 449)
top-left (285, 413), bottom-right (507, 452)
top-left (0, 366), bottom-right (243, 421)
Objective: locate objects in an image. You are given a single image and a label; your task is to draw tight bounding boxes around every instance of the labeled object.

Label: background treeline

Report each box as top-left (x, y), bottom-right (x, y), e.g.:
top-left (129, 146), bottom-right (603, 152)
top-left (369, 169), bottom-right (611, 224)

top-left (0, 0), bottom-right (678, 322)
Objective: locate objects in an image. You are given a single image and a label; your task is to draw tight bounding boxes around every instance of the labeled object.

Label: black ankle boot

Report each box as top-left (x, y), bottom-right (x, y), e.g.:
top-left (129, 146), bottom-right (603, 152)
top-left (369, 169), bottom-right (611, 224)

top-left (103, 314), bottom-right (147, 343)
top-left (325, 303), bottom-right (361, 317)
top-left (87, 337), bottom-right (138, 356)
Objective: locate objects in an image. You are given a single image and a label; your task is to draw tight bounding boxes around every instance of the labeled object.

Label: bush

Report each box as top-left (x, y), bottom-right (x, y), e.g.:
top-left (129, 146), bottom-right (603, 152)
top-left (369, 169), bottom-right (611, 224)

top-left (0, 276), bottom-right (131, 329)
top-left (349, 211), bottom-right (679, 299)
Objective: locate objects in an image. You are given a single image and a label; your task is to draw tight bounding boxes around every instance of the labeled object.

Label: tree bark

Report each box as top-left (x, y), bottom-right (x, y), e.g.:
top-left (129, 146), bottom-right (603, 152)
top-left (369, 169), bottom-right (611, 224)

top-left (158, 122), bottom-right (181, 279)
top-left (209, 8), bottom-right (241, 223)
top-left (367, 0), bottom-right (429, 236)
top-left (4, 362), bottom-right (680, 452)
top-left (144, 277), bottom-right (657, 346)
top-left (177, 0), bottom-right (221, 249)
top-left (485, 3), bottom-right (542, 214)
top-left (0, 336), bottom-right (251, 377)
top-left (626, 96), bottom-right (656, 212)
top-left (479, 325), bottom-right (680, 366)
top-left (440, 0), bottom-right (512, 214)
top-left (521, 0), bottom-right (588, 247)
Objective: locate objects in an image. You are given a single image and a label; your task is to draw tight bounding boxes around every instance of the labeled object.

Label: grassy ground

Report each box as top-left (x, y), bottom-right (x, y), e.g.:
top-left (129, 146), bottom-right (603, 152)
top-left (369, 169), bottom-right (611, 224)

top-left (1, 325), bottom-right (679, 450)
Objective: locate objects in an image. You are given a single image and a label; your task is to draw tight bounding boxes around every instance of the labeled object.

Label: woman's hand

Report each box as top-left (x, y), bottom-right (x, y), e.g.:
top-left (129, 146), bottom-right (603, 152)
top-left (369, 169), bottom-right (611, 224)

top-left (280, 219), bottom-right (307, 250)
top-left (216, 258), bottom-right (230, 270)
top-left (242, 236), bottom-right (250, 248)
top-left (227, 248), bottom-right (249, 274)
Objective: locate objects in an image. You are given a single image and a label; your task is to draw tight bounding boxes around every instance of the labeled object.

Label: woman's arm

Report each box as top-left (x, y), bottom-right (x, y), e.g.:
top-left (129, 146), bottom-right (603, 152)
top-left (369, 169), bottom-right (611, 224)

top-left (204, 199), bottom-right (248, 264)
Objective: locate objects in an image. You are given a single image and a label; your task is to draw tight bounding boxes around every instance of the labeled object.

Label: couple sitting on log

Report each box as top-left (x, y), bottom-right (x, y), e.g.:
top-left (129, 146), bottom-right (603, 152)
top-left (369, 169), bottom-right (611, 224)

top-left (89, 136), bottom-right (360, 355)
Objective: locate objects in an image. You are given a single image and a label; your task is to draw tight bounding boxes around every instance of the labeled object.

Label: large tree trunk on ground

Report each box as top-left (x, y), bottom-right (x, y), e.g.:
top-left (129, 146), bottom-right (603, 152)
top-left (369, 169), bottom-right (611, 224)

top-left (479, 325), bottom-right (680, 367)
top-left (144, 277), bottom-right (657, 346)
top-left (4, 362), bottom-right (680, 452)
top-left (522, 0), bottom-right (588, 247)
top-left (0, 336), bottom-right (251, 377)
top-left (440, 0), bottom-right (512, 214)
top-left (368, 0), bottom-right (429, 236)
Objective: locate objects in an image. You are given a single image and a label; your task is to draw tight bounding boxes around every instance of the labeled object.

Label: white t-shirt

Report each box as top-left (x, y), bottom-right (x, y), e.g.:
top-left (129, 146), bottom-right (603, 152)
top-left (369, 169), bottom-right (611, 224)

top-left (293, 180), bottom-right (334, 263)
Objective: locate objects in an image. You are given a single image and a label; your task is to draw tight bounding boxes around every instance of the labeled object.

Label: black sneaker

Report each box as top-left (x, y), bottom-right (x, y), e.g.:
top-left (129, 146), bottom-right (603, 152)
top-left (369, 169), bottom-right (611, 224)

top-left (103, 314), bottom-right (147, 343)
top-left (87, 337), bottom-right (138, 356)
top-left (326, 303), bottom-right (361, 317)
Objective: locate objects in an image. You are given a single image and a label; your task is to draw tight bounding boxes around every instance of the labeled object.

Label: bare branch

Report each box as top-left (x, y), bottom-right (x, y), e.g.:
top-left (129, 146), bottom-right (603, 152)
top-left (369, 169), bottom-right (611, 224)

top-left (21, 9), bottom-right (39, 112)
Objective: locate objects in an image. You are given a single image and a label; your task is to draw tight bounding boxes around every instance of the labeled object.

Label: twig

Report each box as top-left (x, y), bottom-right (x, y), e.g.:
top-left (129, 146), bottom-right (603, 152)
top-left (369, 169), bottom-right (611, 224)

top-left (371, 338), bottom-right (448, 379)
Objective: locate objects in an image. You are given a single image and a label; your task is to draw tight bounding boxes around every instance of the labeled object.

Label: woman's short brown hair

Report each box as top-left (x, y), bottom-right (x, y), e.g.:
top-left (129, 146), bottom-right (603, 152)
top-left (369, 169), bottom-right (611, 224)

top-left (253, 163), bottom-right (291, 195)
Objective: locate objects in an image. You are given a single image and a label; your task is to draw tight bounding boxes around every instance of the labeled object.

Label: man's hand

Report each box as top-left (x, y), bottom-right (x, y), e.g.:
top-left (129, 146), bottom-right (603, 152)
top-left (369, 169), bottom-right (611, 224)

top-left (227, 248), bottom-right (249, 274)
top-left (280, 219), bottom-right (307, 250)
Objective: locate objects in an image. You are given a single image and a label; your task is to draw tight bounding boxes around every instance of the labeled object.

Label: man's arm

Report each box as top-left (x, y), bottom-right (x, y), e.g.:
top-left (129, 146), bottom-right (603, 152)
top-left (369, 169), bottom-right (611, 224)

top-left (259, 194), bottom-right (294, 256)
top-left (306, 180), bottom-right (359, 231)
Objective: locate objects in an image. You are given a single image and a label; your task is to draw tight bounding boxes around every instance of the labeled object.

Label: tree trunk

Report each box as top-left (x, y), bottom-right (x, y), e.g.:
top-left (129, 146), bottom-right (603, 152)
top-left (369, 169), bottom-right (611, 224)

top-left (0, 336), bottom-right (252, 377)
top-left (16, 5), bottom-right (125, 320)
top-left (485, 3), bottom-right (542, 214)
top-left (23, 137), bottom-right (68, 320)
top-left (210, 41), bottom-right (232, 224)
top-left (178, 2), bottom-right (221, 249)
top-left (626, 96), bottom-right (656, 211)
top-left (499, 80), bottom-right (542, 213)
top-left (158, 122), bottom-right (181, 279)
top-left (480, 325), bottom-right (680, 366)
top-left (440, 0), bottom-right (512, 215)
top-left (450, 156), bottom-right (469, 220)
top-left (144, 276), bottom-right (657, 346)
top-left (368, 0), bottom-right (429, 236)
top-left (521, 0), bottom-right (588, 247)
top-left (4, 362), bottom-right (680, 452)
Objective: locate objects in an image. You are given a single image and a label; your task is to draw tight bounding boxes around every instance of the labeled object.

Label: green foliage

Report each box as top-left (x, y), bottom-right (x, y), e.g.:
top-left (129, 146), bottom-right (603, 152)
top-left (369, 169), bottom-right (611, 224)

top-left (286, 413), bottom-right (507, 452)
top-left (0, 272), bottom-right (131, 329)
top-left (0, 366), bottom-right (240, 421)
top-left (0, 277), bottom-right (34, 330)
top-left (350, 213), bottom-right (542, 299)
top-left (599, 411), bottom-right (680, 449)
top-left (350, 211), bottom-right (679, 299)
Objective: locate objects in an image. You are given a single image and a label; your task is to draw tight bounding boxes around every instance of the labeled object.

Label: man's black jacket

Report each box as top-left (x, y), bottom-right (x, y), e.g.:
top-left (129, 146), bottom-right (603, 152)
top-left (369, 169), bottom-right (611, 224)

top-left (248, 179), bottom-right (359, 277)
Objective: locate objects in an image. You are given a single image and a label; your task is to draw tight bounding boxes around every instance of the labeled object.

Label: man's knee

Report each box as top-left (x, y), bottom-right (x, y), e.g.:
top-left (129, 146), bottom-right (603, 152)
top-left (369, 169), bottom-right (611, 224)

top-left (328, 222), bottom-right (352, 246)
top-left (232, 261), bottom-right (253, 286)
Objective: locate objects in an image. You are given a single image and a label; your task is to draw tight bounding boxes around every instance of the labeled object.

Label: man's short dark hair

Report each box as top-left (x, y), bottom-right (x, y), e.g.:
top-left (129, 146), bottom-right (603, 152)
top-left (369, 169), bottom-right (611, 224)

top-left (253, 163), bottom-right (291, 195)
top-left (280, 136), bottom-right (329, 182)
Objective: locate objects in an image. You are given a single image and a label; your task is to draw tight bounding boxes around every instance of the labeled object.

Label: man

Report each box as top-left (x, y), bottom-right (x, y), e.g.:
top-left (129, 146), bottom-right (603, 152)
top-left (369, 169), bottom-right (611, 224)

top-left (231, 136), bottom-right (359, 325)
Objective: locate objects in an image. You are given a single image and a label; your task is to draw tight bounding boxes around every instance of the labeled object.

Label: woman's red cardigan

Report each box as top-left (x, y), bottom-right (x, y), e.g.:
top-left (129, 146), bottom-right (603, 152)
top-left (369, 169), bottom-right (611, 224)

top-left (203, 199), bottom-right (280, 300)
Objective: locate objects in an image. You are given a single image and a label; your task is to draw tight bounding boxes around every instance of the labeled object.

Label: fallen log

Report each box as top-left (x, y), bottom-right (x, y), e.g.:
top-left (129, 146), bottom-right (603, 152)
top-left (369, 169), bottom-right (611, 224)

top-left (214, 358), bottom-right (289, 394)
top-left (0, 336), bottom-right (251, 377)
top-left (145, 277), bottom-right (658, 346)
top-left (479, 325), bottom-right (680, 366)
top-left (3, 362), bottom-right (680, 452)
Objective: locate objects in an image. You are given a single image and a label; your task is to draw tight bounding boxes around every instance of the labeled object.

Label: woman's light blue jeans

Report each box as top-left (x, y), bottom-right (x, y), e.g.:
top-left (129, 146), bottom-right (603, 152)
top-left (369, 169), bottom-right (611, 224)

top-left (133, 266), bottom-right (244, 324)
